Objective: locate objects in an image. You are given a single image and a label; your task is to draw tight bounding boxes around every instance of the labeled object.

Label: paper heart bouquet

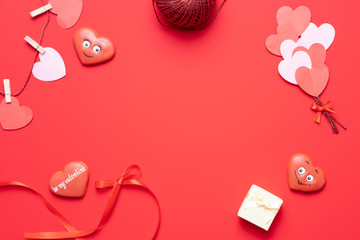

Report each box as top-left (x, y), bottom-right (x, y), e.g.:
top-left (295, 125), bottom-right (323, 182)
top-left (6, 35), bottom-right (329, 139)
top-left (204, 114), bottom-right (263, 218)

top-left (266, 6), bottom-right (346, 134)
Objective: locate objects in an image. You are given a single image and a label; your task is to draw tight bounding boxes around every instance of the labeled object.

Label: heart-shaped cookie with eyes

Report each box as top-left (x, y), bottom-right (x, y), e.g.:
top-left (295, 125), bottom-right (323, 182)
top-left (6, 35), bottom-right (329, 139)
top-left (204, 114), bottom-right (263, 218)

top-left (74, 27), bottom-right (115, 65)
top-left (288, 153), bottom-right (325, 192)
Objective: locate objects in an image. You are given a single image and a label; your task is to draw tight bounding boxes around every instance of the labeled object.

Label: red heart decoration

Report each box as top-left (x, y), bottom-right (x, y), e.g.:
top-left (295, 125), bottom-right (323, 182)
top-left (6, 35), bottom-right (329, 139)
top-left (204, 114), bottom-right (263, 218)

top-left (74, 27), bottom-right (115, 66)
top-left (266, 23), bottom-right (299, 56)
top-left (49, 0), bottom-right (82, 29)
top-left (295, 64), bottom-right (329, 97)
top-left (288, 153), bottom-right (325, 192)
top-left (293, 43), bottom-right (327, 65)
top-left (50, 161), bottom-right (89, 198)
top-left (276, 6), bottom-right (311, 35)
top-left (0, 98), bottom-right (33, 130)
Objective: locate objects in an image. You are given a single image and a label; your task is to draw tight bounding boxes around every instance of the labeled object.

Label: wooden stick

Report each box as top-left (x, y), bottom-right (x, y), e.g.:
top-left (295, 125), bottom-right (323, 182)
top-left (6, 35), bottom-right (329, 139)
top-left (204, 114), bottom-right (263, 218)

top-left (3, 79), bottom-right (11, 103)
top-left (24, 35), bottom-right (46, 54)
top-left (30, 3), bottom-right (52, 18)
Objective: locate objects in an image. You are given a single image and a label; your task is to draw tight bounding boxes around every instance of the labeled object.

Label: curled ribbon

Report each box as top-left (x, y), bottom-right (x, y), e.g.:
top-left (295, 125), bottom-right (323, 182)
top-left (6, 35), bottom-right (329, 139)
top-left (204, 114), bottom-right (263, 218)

top-left (311, 101), bottom-right (336, 124)
top-left (0, 165), bottom-right (160, 239)
top-left (244, 189), bottom-right (281, 224)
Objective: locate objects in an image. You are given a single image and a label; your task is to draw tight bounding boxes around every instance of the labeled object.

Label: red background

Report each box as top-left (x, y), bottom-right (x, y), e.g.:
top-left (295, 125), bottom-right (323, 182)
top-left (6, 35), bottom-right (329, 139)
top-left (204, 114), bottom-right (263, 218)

top-left (1, 0), bottom-right (360, 239)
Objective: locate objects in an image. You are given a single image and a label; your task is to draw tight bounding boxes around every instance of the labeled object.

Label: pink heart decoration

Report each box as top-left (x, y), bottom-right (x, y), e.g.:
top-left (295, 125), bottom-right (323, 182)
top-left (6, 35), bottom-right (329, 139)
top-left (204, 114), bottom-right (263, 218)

top-left (293, 43), bottom-right (327, 65)
top-left (32, 47), bottom-right (66, 81)
top-left (266, 23), bottom-right (299, 56)
top-left (296, 64), bottom-right (329, 97)
top-left (276, 6), bottom-right (311, 36)
top-left (49, 0), bottom-right (82, 29)
top-left (0, 98), bottom-right (33, 130)
top-left (300, 23), bottom-right (335, 50)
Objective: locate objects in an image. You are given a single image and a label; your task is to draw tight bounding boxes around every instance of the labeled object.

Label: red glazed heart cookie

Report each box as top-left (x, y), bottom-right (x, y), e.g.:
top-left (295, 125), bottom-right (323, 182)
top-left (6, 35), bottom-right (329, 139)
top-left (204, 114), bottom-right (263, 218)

top-left (50, 161), bottom-right (89, 198)
top-left (288, 153), bottom-right (325, 192)
top-left (74, 27), bottom-right (115, 65)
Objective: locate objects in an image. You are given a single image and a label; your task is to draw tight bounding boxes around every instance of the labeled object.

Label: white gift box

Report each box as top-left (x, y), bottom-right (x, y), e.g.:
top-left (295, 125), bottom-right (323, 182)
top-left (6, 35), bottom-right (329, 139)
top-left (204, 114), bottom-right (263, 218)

top-left (237, 184), bottom-right (283, 231)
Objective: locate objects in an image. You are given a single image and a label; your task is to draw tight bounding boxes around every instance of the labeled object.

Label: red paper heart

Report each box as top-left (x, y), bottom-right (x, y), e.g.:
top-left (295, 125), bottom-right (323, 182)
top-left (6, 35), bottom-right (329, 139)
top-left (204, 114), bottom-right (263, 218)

top-left (50, 161), bottom-right (89, 198)
top-left (295, 64), bottom-right (329, 97)
top-left (0, 98), bottom-right (33, 130)
top-left (276, 6), bottom-right (311, 35)
top-left (293, 43), bottom-right (327, 64)
top-left (49, 0), bottom-right (82, 29)
top-left (74, 27), bottom-right (115, 65)
top-left (288, 153), bottom-right (325, 192)
top-left (266, 23), bottom-right (299, 56)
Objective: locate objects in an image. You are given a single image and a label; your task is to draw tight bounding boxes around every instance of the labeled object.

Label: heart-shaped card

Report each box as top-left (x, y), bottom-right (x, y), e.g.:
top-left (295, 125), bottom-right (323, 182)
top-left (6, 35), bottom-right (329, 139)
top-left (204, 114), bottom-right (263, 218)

top-left (276, 6), bottom-right (311, 36)
top-left (265, 23), bottom-right (299, 56)
top-left (300, 23), bottom-right (335, 50)
top-left (293, 43), bottom-right (327, 65)
top-left (278, 51), bottom-right (312, 85)
top-left (49, 0), bottom-right (82, 29)
top-left (32, 47), bottom-right (66, 81)
top-left (0, 98), bottom-right (33, 130)
top-left (295, 64), bottom-right (329, 97)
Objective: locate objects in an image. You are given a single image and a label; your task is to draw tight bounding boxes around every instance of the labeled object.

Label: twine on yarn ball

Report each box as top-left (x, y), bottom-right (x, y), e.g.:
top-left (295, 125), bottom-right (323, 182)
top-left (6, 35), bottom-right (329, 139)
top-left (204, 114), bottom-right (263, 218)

top-left (153, 0), bottom-right (227, 29)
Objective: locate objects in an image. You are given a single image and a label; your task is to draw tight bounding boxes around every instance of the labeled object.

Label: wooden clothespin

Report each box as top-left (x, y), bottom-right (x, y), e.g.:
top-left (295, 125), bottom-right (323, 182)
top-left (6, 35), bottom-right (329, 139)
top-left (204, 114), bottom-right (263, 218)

top-left (3, 79), bottom-right (11, 103)
top-left (30, 3), bottom-right (52, 18)
top-left (24, 35), bottom-right (46, 54)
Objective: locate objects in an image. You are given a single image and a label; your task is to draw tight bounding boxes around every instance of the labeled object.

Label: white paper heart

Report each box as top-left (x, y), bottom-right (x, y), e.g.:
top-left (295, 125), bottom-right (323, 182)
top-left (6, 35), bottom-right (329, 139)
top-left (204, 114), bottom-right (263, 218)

top-left (280, 39), bottom-right (306, 60)
top-left (278, 51), bottom-right (312, 85)
top-left (300, 23), bottom-right (335, 50)
top-left (32, 47), bottom-right (66, 81)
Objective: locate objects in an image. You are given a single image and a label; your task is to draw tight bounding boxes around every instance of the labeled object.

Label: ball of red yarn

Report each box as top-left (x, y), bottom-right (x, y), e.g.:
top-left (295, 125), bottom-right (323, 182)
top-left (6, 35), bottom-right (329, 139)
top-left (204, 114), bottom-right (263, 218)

top-left (154, 0), bottom-right (216, 29)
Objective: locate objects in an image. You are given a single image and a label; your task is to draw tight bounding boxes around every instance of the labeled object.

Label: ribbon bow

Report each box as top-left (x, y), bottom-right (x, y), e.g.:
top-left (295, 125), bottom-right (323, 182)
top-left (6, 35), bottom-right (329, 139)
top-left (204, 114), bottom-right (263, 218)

top-left (0, 165), bottom-right (161, 239)
top-left (244, 189), bottom-right (281, 224)
top-left (311, 101), bottom-right (336, 123)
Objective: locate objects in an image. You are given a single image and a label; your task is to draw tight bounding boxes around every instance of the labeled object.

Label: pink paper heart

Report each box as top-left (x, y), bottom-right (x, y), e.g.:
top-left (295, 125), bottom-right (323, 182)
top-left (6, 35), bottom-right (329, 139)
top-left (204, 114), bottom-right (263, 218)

top-left (276, 6), bottom-right (311, 35)
top-left (0, 98), bottom-right (33, 130)
top-left (293, 43), bottom-right (326, 65)
top-left (32, 47), bottom-right (66, 81)
top-left (266, 23), bottom-right (299, 56)
top-left (49, 0), bottom-right (82, 29)
top-left (295, 64), bottom-right (329, 97)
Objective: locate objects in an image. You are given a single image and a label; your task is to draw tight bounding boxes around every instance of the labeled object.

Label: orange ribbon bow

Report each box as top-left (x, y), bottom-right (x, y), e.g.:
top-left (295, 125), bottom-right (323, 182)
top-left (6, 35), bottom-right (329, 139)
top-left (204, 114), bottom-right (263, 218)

top-left (310, 101), bottom-right (336, 123)
top-left (0, 165), bottom-right (161, 239)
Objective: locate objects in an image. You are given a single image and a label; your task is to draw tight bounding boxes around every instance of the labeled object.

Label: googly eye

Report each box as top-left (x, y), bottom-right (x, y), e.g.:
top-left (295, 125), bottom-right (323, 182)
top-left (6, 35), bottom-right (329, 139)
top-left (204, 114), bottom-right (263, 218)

top-left (93, 46), bottom-right (101, 53)
top-left (298, 167), bottom-right (306, 175)
top-left (83, 40), bottom-right (91, 48)
top-left (306, 175), bottom-right (314, 182)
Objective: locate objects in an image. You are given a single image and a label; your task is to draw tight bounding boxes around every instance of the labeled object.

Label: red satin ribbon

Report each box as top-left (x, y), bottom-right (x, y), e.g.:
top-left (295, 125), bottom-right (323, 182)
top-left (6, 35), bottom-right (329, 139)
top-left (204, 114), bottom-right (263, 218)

top-left (310, 101), bottom-right (336, 123)
top-left (0, 165), bottom-right (160, 239)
